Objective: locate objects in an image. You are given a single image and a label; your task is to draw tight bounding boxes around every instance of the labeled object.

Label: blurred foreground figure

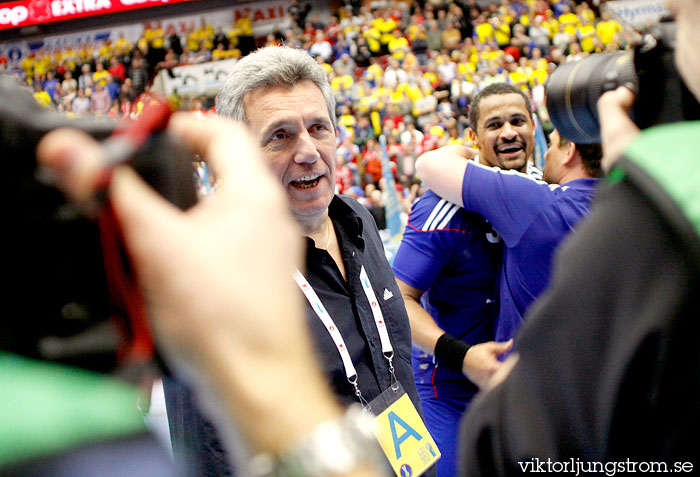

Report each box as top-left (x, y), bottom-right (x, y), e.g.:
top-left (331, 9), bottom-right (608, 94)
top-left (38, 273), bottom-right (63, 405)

top-left (457, 2), bottom-right (700, 474)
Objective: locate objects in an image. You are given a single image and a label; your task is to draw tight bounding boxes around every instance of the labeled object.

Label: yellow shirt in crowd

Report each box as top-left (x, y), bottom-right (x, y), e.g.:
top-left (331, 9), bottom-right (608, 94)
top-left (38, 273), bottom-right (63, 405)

top-left (597, 19), bottom-right (623, 46)
top-left (558, 12), bottom-right (580, 36)
top-left (475, 22), bottom-right (495, 44)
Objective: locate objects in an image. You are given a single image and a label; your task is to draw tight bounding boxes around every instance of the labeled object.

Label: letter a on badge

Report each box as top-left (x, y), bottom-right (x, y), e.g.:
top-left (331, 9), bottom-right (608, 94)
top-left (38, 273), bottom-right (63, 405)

top-left (388, 411), bottom-right (422, 459)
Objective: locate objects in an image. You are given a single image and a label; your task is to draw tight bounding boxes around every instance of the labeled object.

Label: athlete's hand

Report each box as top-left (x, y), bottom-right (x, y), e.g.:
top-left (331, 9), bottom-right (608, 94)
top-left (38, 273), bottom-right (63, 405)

top-left (462, 339), bottom-right (513, 389)
top-left (598, 86), bottom-right (638, 172)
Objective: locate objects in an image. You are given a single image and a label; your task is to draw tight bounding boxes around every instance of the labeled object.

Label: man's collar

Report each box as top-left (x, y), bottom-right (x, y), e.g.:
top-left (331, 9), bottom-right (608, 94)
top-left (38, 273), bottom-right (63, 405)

top-left (329, 195), bottom-right (365, 249)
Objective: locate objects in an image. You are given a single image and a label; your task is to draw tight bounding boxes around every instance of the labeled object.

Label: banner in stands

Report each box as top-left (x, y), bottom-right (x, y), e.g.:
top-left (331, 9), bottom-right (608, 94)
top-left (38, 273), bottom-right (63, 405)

top-left (151, 56), bottom-right (237, 97)
top-left (605, 0), bottom-right (669, 29)
top-left (149, 0), bottom-right (289, 37)
top-left (0, 0), bottom-right (292, 60)
top-left (0, 0), bottom-right (198, 31)
top-left (0, 0), bottom-right (290, 32)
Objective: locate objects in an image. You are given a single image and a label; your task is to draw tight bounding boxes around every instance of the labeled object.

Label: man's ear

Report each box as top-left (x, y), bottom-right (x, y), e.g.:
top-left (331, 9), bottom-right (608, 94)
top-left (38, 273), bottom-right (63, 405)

top-left (468, 128), bottom-right (477, 145)
top-left (562, 141), bottom-right (577, 166)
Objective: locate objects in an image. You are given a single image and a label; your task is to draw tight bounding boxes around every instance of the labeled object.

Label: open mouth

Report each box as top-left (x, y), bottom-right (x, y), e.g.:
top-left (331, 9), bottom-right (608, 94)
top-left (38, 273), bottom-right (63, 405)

top-left (291, 173), bottom-right (322, 189)
top-left (496, 143), bottom-right (525, 156)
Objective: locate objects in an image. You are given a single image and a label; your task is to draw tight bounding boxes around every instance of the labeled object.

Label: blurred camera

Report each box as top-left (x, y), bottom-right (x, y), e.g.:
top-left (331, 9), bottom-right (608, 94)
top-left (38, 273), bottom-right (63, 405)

top-left (2, 75), bottom-right (198, 377)
top-left (545, 20), bottom-right (700, 144)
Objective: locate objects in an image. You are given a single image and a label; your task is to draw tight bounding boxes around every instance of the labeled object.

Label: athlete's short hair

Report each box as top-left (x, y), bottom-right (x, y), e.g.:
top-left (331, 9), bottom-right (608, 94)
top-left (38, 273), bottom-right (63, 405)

top-left (468, 83), bottom-right (532, 133)
top-left (558, 135), bottom-right (603, 177)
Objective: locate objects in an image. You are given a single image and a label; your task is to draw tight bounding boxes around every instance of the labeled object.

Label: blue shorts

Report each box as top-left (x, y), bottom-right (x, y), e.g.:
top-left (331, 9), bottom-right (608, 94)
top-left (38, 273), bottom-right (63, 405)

top-left (419, 389), bottom-right (470, 477)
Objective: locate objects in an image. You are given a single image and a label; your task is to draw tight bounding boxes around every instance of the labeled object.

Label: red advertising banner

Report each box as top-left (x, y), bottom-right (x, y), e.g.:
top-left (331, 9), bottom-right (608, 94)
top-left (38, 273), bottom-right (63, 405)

top-left (0, 0), bottom-right (198, 31)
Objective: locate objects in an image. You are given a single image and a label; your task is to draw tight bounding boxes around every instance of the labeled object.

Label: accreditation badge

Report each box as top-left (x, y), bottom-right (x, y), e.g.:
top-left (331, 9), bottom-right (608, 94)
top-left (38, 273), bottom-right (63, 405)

top-left (365, 382), bottom-right (440, 476)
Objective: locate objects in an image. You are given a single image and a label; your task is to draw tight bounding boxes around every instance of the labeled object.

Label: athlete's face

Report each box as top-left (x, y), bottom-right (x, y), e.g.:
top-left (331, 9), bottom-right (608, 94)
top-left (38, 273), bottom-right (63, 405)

top-left (244, 81), bottom-right (337, 225)
top-left (471, 93), bottom-right (534, 172)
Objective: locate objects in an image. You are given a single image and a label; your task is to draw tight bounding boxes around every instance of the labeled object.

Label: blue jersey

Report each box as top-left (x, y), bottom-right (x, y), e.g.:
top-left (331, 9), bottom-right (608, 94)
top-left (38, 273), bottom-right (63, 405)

top-left (461, 162), bottom-right (600, 343)
top-left (393, 189), bottom-right (501, 400)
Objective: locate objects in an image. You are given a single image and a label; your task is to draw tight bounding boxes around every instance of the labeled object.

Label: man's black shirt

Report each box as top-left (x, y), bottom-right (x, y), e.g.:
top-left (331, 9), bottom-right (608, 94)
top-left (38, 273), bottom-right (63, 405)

top-left (303, 196), bottom-right (420, 412)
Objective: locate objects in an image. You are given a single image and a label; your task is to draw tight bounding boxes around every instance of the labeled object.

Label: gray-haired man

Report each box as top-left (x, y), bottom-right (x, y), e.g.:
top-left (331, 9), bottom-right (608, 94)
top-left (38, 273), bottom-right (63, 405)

top-left (165, 47), bottom-right (434, 476)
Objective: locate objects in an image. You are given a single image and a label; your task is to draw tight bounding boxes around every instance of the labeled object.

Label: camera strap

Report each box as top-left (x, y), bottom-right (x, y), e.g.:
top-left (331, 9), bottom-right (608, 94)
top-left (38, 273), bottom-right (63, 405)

top-left (98, 201), bottom-right (156, 370)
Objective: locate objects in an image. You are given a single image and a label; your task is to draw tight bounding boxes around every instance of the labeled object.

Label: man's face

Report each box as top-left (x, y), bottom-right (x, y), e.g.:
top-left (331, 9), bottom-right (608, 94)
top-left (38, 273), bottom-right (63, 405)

top-left (542, 129), bottom-right (568, 184)
top-left (244, 81), bottom-right (336, 224)
top-left (471, 93), bottom-right (534, 171)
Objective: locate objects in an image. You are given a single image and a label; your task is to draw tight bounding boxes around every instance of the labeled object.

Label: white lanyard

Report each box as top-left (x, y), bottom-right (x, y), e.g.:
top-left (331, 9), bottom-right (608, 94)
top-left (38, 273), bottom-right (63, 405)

top-left (359, 266), bottom-right (394, 357)
top-left (293, 265), bottom-right (397, 406)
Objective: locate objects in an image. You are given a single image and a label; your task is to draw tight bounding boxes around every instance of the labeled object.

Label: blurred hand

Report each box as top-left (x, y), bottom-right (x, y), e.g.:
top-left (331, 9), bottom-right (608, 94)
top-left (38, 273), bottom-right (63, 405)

top-left (484, 353), bottom-right (519, 392)
top-left (597, 86), bottom-right (638, 172)
top-left (462, 339), bottom-right (513, 389)
top-left (37, 114), bottom-right (340, 453)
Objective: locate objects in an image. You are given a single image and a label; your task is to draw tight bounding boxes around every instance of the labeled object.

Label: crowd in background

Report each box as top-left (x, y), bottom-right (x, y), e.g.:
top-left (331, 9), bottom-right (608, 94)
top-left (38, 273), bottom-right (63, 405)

top-left (1, 0), bottom-right (628, 226)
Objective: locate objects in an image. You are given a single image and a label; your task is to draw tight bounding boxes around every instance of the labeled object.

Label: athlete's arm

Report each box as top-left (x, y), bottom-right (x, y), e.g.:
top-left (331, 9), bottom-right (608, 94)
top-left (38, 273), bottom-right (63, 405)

top-left (419, 145), bottom-right (553, 248)
top-left (397, 278), bottom-right (444, 355)
top-left (397, 278), bottom-right (513, 389)
top-left (415, 145), bottom-right (477, 206)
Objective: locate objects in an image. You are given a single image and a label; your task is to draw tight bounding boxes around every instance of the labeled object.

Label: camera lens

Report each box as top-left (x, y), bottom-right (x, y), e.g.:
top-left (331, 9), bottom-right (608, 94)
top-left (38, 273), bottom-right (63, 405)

top-left (546, 51), bottom-right (637, 143)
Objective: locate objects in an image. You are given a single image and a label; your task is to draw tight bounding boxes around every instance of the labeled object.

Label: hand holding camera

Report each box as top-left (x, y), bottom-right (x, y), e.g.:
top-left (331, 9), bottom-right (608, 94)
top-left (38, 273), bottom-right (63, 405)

top-left (597, 86), bottom-right (637, 171)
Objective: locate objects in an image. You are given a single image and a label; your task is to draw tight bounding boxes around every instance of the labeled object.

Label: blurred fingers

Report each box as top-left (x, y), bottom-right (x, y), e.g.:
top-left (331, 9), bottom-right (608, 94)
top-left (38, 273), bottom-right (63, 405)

top-left (37, 128), bottom-right (105, 205)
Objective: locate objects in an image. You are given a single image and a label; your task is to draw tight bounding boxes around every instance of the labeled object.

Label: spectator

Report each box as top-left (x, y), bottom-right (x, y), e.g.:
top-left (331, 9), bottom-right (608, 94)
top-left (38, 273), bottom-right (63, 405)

top-left (335, 153), bottom-right (354, 194)
top-left (120, 77), bottom-right (136, 102)
top-left (192, 41), bottom-right (212, 63)
top-left (93, 62), bottom-right (110, 87)
top-left (179, 45), bottom-right (196, 65)
top-left (108, 56), bottom-right (126, 83)
top-left (104, 74), bottom-right (121, 103)
top-left (367, 189), bottom-right (386, 230)
top-left (212, 26), bottom-right (228, 51)
top-left (426, 19), bottom-right (443, 51)
top-left (596, 10), bottom-right (624, 47)
top-left (309, 30), bottom-right (333, 62)
top-left (443, 21), bottom-right (463, 51)
top-left (77, 63), bottom-right (92, 91)
top-left (383, 57), bottom-right (408, 89)
top-left (155, 49), bottom-right (179, 72)
top-left (61, 82), bottom-right (77, 110)
top-left (332, 52), bottom-right (357, 77)
top-left (166, 24), bottom-right (183, 57)
top-left (388, 28), bottom-right (411, 60)
top-left (91, 82), bottom-right (111, 115)
top-left (363, 138), bottom-right (383, 185)
top-left (529, 16), bottom-right (551, 52)
top-left (332, 31), bottom-right (353, 59)
top-left (71, 88), bottom-right (91, 115)
top-left (128, 56), bottom-right (148, 96)
top-left (288, 0), bottom-right (311, 29)
top-left (61, 70), bottom-right (77, 93)
top-left (553, 22), bottom-right (575, 53)
top-left (42, 71), bottom-right (59, 100)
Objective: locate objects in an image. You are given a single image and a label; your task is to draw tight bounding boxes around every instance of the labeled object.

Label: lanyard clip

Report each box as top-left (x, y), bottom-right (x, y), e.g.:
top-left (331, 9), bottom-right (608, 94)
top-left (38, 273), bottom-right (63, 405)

top-left (348, 374), bottom-right (370, 408)
top-left (384, 351), bottom-right (399, 391)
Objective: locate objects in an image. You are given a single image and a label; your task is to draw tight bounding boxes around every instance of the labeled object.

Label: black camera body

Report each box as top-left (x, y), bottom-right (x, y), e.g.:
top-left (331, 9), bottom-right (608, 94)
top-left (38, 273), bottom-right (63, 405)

top-left (2, 75), bottom-right (198, 376)
top-left (545, 21), bottom-right (700, 144)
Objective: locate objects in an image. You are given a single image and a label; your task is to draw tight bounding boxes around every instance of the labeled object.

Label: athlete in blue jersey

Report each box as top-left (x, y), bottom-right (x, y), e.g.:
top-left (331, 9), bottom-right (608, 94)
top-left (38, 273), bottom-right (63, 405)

top-left (393, 188), bottom-right (504, 477)
top-left (393, 83), bottom-right (539, 476)
top-left (417, 126), bottom-right (602, 346)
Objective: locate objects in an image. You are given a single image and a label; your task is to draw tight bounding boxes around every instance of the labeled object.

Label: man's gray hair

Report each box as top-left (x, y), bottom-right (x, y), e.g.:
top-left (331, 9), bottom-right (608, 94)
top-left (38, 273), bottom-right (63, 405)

top-left (216, 46), bottom-right (336, 128)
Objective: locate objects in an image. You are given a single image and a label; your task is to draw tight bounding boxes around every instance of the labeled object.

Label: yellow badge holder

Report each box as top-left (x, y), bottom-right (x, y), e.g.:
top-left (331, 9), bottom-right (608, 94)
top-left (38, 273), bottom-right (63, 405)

top-left (366, 382), bottom-right (440, 476)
